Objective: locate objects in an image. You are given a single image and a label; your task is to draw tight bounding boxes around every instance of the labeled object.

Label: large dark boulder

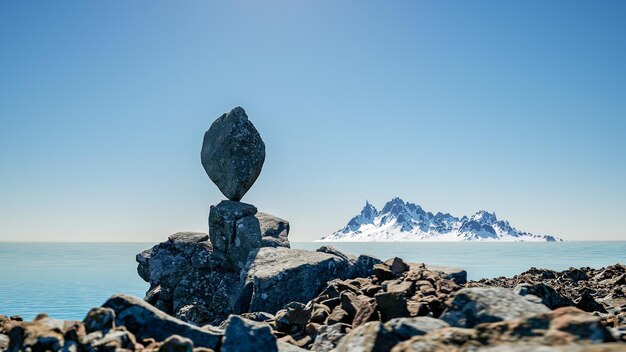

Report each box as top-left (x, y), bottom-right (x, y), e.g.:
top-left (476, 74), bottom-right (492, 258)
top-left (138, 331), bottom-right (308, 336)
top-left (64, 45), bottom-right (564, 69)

top-left (101, 294), bottom-right (221, 350)
top-left (237, 247), bottom-right (355, 314)
top-left (201, 106), bottom-right (265, 202)
top-left (221, 316), bottom-right (277, 352)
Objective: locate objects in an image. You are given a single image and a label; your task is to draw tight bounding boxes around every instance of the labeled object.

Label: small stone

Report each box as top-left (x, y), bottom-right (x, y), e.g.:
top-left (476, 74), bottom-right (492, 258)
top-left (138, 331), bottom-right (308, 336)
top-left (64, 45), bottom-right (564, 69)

top-left (334, 321), bottom-right (400, 352)
top-left (384, 317), bottom-right (449, 340)
top-left (201, 106), bottom-right (265, 201)
top-left (375, 291), bottom-right (410, 322)
top-left (385, 257), bottom-right (410, 276)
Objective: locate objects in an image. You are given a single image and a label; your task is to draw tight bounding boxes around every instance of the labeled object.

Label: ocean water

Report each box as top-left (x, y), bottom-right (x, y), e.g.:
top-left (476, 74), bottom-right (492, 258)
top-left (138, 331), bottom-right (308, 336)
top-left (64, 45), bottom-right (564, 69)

top-left (0, 241), bottom-right (624, 321)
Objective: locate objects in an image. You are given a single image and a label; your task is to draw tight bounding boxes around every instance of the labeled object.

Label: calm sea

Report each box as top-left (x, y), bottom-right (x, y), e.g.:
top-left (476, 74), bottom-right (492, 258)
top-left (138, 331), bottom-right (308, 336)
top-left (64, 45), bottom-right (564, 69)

top-left (0, 241), bottom-right (624, 321)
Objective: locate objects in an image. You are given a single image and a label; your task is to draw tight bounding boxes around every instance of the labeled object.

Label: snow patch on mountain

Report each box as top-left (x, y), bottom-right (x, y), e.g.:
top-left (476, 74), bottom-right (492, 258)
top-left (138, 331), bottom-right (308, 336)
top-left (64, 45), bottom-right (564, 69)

top-left (320, 198), bottom-right (561, 242)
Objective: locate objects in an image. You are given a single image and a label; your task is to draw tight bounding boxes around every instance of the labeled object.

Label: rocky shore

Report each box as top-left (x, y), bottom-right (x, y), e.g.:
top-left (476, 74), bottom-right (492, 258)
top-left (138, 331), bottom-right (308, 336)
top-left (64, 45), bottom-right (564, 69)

top-left (1, 242), bottom-right (624, 351)
top-left (2, 107), bottom-right (623, 351)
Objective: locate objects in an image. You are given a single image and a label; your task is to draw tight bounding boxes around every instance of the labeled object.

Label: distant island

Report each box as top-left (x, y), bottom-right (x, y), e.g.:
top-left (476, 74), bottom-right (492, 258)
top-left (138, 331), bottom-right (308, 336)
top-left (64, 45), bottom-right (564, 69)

top-left (320, 197), bottom-right (561, 242)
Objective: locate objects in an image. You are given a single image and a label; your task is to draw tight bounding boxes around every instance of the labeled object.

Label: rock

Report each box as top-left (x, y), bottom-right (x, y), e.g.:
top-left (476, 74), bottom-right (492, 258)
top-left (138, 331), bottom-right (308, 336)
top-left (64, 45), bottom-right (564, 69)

top-left (237, 247), bottom-right (354, 314)
top-left (158, 335), bottom-right (194, 352)
top-left (83, 307), bottom-right (115, 333)
top-left (222, 315), bottom-right (277, 352)
top-left (333, 321), bottom-right (400, 352)
top-left (513, 283), bottom-right (574, 309)
top-left (440, 287), bottom-right (550, 328)
top-left (208, 200), bottom-right (260, 271)
top-left (277, 340), bottom-right (310, 351)
top-left (384, 317), bottom-right (449, 340)
top-left (576, 289), bottom-right (608, 313)
top-left (201, 106), bottom-right (265, 201)
top-left (373, 264), bottom-right (394, 281)
top-left (89, 327), bottom-right (137, 351)
top-left (353, 255), bottom-right (383, 278)
top-left (353, 299), bottom-right (379, 327)
top-left (549, 307), bottom-right (615, 343)
top-left (425, 265), bottom-right (467, 285)
top-left (310, 323), bottom-right (348, 352)
top-left (257, 212), bottom-right (290, 248)
top-left (0, 334), bottom-right (8, 351)
top-left (101, 294), bottom-right (221, 349)
top-left (327, 307), bottom-right (350, 325)
top-left (375, 292), bottom-right (410, 322)
top-left (175, 304), bottom-right (211, 325)
top-left (317, 246), bottom-right (350, 262)
top-left (385, 257), bottom-right (410, 276)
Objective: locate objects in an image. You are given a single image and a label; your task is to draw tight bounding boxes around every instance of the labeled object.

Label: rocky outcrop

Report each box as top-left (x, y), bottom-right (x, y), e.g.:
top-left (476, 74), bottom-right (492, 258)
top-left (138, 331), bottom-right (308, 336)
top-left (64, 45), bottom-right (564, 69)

top-left (201, 106), bottom-right (265, 202)
top-left (257, 212), bottom-right (290, 248)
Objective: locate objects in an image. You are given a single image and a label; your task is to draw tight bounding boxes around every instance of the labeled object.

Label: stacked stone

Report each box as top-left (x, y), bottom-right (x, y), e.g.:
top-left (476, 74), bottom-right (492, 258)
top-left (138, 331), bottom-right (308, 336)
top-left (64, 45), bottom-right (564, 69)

top-left (201, 106), bottom-right (287, 272)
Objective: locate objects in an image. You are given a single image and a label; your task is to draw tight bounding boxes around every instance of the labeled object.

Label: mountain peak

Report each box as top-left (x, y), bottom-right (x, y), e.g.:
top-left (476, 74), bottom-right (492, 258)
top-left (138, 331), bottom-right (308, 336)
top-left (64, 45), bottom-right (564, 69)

top-left (322, 198), bottom-right (561, 242)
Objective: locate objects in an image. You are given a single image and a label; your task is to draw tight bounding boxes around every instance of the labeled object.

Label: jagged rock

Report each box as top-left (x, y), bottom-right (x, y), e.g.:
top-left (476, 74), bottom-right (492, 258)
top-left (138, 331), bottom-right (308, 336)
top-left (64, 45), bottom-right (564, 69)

top-left (88, 327), bottom-right (137, 351)
top-left (384, 317), bottom-right (449, 340)
top-left (222, 316), bottom-right (277, 352)
top-left (83, 307), bottom-right (115, 333)
top-left (257, 212), bottom-right (290, 248)
top-left (514, 283), bottom-right (574, 309)
top-left (158, 334), bottom-right (193, 352)
top-left (208, 200), bottom-right (260, 271)
top-left (333, 321), bottom-right (400, 352)
top-left (0, 334), bottom-right (8, 351)
top-left (375, 292), bottom-right (410, 322)
top-left (201, 106), bottom-right (265, 201)
top-left (317, 246), bottom-right (350, 262)
top-left (441, 287), bottom-right (550, 328)
top-left (237, 247), bottom-right (355, 314)
top-left (385, 257), bottom-right (410, 276)
top-left (101, 294), bottom-right (221, 350)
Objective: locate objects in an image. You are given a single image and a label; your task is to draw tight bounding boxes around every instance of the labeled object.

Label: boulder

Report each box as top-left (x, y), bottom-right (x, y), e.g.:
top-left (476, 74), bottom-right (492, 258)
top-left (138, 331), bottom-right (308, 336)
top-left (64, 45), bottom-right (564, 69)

top-left (384, 317), bottom-right (449, 340)
top-left (310, 323), bottom-right (348, 352)
top-left (425, 265), bottom-right (467, 285)
top-left (221, 315), bottom-right (277, 352)
top-left (440, 287), bottom-right (550, 328)
top-left (82, 307), bottom-right (115, 333)
top-left (257, 212), bottom-right (290, 248)
top-left (513, 283), bottom-right (574, 309)
top-left (237, 247), bottom-right (355, 314)
top-left (208, 200), bottom-right (260, 271)
top-left (201, 106), bottom-right (265, 201)
top-left (333, 321), bottom-right (400, 352)
top-left (353, 255), bottom-right (383, 278)
top-left (158, 335), bottom-right (193, 352)
top-left (101, 294), bottom-right (221, 350)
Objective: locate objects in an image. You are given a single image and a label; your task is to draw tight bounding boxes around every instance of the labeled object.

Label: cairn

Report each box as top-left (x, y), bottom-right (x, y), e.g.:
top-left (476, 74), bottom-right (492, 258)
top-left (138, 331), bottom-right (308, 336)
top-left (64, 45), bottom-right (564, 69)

top-left (201, 106), bottom-right (288, 272)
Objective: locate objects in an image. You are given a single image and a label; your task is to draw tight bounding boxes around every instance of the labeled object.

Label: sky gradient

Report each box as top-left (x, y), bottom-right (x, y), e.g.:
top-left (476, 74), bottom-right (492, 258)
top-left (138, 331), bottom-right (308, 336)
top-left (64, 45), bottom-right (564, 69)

top-left (1, 1), bottom-right (625, 242)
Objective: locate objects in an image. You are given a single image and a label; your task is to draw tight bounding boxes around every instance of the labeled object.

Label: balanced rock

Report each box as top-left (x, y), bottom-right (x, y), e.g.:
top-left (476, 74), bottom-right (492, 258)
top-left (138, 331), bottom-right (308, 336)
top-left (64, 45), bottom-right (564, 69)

top-left (201, 106), bottom-right (265, 201)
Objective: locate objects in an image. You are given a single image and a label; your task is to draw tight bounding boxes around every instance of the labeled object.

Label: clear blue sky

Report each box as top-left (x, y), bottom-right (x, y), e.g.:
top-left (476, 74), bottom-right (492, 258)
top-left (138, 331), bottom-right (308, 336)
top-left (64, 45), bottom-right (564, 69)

top-left (1, 1), bottom-right (625, 242)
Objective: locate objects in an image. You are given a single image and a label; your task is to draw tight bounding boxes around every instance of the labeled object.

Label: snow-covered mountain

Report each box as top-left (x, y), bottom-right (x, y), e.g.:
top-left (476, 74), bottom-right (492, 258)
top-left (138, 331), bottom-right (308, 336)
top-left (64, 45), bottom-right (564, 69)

top-left (320, 198), bottom-right (561, 242)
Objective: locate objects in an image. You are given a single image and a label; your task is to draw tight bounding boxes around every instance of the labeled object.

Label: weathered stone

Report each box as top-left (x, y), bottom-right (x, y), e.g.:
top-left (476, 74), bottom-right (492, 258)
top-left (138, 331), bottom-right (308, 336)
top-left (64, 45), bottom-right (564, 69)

top-left (317, 246), bottom-right (350, 262)
top-left (82, 307), bottom-right (115, 333)
top-left (373, 264), bottom-right (394, 281)
top-left (514, 283), bottom-right (574, 309)
top-left (425, 265), bottom-right (468, 285)
top-left (275, 302), bottom-right (311, 331)
top-left (201, 106), bottom-right (265, 201)
top-left (353, 299), bottom-right (379, 327)
top-left (222, 315), bottom-right (277, 352)
top-left (237, 247), bottom-right (354, 314)
top-left (101, 294), bottom-right (221, 349)
top-left (257, 212), bottom-right (290, 248)
top-left (327, 307), bottom-right (350, 325)
top-left (334, 321), bottom-right (400, 352)
top-left (208, 200), bottom-right (259, 270)
top-left (310, 323), bottom-right (348, 352)
top-left (385, 257), bottom-right (410, 276)
top-left (387, 281), bottom-right (415, 296)
top-left (385, 317), bottom-right (449, 340)
top-left (441, 287), bottom-right (550, 328)
top-left (375, 291), bottom-right (410, 322)
top-left (158, 334), bottom-right (194, 352)
top-left (354, 255), bottom-right (384, 278)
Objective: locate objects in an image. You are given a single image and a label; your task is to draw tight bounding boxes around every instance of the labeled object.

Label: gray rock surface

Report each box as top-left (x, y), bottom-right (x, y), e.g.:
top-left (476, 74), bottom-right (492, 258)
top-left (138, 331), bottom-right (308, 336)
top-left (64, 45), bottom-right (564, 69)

top-left (237, 247), bottom-right (355, 314)
top-left (208, 200), bottom-right (260, 271)
top-left (201, 106), bottom-right (265, 201)
top-left (353, 254), bottom-right (383, 277)
top-left (384, 317), bottom-right (449, 340)
top-left (333, 321), bottom-right (400, 352)
top-left (440, 287), bottom-right (550, 328)
top-left (82, 307), bottom-right (115, 333)
top-left (221, 315), bottom-right (277, 352)
top-left (310, 323), bottom-right (348, 352)
top-left (101, 294), bottom-right (221, 349)
top-left (257, 212), bottom-right (290, 248)
top-left (158, 334), bottom-right (193, 352)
